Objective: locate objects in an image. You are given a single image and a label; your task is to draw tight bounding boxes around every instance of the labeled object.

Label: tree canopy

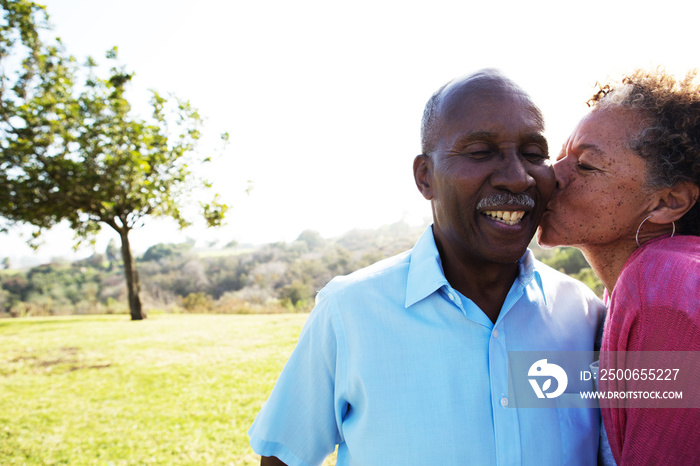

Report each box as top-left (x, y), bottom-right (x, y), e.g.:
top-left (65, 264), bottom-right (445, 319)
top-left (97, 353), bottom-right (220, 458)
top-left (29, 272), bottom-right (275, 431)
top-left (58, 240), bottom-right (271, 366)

top-left (0, 0), bottom-right (228, 319)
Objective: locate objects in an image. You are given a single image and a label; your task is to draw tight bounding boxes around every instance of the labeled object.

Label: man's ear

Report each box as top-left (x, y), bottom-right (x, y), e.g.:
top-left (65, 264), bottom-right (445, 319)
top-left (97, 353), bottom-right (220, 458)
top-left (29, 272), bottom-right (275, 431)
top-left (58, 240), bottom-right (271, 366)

top-left (647, 181), bottom-right (700, 225)
top-left (413, 154), bottom-right (433, 200)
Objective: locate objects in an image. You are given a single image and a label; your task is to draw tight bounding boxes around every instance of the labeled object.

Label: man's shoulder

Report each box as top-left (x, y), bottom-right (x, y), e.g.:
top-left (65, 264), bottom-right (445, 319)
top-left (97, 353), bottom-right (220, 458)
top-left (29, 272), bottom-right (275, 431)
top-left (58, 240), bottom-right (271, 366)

top-left (532, 257), bottom-right (582, 282)
top-left (532, 257), bottom-right (600, 301)
top-left (530, 258), bottom-right (606, 330)
top-left (318, 249), bottom-right (412, 300)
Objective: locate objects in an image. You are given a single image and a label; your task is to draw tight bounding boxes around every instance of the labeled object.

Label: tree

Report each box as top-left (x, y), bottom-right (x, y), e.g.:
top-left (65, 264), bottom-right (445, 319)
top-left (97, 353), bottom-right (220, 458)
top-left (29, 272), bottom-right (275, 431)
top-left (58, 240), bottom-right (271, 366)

top-left (105, 239), bottom-right (119, 268)
top-left (141, 242), bottom-right (193, 262)
top-left (0, 1), bottom-right (227, 320)
top-left (571, 267), bottom-right (604, 298)
top-left (541, 247), bottom-right (589, 275)
top-left (296, 229), bottom-right (325, 250)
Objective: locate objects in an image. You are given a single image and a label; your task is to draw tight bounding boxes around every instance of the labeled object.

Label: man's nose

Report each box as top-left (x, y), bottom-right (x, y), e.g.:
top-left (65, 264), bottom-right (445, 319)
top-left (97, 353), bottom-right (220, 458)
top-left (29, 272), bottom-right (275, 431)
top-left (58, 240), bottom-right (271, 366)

top-left (491, 151), bottom-right (536, 193)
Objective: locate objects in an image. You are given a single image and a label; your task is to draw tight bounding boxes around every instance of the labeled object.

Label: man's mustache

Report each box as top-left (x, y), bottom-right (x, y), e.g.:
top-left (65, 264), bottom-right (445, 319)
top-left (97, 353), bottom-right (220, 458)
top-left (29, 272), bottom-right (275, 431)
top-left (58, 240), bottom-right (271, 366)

top-left (476, 193), bottom-right (535, 210)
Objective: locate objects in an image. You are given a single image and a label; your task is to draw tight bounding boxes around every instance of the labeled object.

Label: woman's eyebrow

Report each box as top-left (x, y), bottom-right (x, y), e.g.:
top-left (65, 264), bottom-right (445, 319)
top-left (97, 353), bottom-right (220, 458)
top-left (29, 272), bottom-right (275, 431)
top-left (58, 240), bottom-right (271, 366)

top-left (576, 143), bottom-right (605, 158)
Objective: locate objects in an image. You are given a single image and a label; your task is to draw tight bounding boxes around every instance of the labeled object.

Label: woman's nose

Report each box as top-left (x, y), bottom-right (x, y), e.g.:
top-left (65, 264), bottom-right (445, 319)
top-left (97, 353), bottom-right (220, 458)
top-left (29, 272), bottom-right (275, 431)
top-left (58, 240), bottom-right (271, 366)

top-left (552, 157), bottom-right (569, 190)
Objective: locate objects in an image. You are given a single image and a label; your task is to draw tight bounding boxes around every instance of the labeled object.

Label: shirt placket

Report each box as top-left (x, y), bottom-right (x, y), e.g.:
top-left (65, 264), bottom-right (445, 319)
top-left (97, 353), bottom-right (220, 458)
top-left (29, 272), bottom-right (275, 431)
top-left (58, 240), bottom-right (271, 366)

top-left (443, 285), bottom-right (523, 465)
top-left (490, 284), bottom-right (524, 466)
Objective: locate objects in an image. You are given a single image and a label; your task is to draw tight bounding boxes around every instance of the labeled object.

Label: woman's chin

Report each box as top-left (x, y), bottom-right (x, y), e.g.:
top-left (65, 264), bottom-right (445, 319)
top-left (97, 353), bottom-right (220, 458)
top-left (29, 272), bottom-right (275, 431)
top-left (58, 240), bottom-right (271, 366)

top-left (536, 225), bottom-right (561, 249)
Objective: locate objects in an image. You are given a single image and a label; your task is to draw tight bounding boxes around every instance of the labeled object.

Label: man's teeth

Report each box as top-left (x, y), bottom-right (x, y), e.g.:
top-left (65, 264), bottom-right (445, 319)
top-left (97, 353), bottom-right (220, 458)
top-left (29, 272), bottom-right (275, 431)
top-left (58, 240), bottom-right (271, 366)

top-left (483, 210), bottom-right (525, 226)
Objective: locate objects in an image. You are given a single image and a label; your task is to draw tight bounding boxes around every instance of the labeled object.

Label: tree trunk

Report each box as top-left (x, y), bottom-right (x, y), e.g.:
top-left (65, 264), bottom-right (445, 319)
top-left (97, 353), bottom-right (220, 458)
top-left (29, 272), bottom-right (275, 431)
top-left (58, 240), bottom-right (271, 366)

top-left (119, 228), bottom-right (144, 320)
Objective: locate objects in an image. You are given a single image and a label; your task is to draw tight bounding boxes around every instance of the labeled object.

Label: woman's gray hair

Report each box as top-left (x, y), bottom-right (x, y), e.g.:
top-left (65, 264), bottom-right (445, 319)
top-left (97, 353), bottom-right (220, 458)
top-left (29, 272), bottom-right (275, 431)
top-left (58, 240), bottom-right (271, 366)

top-left (588, 69), bottom-right (700, 235)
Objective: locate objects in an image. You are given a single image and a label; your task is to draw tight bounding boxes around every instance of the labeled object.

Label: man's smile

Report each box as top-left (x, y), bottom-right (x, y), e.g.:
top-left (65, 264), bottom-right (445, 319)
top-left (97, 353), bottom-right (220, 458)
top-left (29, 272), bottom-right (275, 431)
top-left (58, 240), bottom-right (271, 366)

top-left (482, 210), bottom-right (526, 226)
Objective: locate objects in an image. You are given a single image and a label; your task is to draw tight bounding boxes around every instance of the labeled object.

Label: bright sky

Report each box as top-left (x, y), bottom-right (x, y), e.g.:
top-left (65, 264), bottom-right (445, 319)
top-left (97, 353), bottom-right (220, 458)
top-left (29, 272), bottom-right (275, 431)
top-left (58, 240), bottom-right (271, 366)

top-left (4, 0), bottom-right (700, 265)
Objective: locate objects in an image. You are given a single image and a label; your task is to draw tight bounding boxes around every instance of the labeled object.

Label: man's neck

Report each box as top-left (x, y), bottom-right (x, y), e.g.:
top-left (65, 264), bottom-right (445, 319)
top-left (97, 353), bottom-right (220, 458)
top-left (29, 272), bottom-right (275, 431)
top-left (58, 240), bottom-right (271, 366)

top-left (441, 253), bottom-right (521, 324)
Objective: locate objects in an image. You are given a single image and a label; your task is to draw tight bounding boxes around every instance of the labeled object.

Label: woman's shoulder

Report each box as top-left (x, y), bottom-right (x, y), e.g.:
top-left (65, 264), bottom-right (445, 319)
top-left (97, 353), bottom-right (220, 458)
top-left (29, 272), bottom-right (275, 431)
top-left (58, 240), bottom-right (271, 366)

top-left (615, 235), bottom-right (700, 319)
top-left (623, 235), bottom-right (700, 279)
top-left (609, 235), bottom-right (700, 352)
top-left (614, 235), bottom-right (700, 316)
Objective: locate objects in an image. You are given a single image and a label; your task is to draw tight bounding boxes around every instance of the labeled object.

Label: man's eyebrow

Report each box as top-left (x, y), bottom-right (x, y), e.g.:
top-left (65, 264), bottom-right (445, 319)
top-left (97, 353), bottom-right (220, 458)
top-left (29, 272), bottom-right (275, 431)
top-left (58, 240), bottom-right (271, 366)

top-left (452, 131), bottom-right (498, 146)
top-left (523, 132), bottom-right (548, 147)
top-left (449, 131), bottom-right (549, 151)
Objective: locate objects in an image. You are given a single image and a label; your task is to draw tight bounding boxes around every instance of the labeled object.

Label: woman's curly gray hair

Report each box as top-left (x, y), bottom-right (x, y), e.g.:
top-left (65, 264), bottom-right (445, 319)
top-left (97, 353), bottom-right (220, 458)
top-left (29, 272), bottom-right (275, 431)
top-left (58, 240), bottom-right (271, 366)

top-left (588, 69), bottom-right (700, 235)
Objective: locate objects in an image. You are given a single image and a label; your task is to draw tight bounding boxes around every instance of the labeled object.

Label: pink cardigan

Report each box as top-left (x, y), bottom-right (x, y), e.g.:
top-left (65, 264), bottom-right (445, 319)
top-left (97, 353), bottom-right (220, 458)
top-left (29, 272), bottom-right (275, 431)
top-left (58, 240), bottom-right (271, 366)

top-left (600, 235), bottom-right (700, 465)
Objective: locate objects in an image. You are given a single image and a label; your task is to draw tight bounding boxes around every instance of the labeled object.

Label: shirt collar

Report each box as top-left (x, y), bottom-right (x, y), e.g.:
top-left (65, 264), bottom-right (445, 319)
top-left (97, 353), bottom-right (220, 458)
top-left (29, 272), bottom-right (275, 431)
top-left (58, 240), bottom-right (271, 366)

top-left (519, 245), bottom-right (547, 305)
top-left (405, 225), bottom-right (546, 308)
top-left (405, 226), bottom-right (450, 308)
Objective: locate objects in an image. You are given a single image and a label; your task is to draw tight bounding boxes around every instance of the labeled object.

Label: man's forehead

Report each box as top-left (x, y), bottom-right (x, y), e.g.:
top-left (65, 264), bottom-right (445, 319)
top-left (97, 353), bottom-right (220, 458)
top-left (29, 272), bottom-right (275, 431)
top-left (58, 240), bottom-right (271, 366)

top-left (442, 73), bottom-right (522, 99)
top-left (440, 80), bottom-right (533, 114)
top-left (436, 78), bottom-right (543, 131)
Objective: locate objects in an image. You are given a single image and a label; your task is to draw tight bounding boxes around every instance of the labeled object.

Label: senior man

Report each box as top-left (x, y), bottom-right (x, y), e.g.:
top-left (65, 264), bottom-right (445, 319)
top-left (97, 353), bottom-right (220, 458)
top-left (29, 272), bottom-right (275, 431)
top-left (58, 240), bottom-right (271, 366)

top-left (249, 69), bottom-right (605, 465)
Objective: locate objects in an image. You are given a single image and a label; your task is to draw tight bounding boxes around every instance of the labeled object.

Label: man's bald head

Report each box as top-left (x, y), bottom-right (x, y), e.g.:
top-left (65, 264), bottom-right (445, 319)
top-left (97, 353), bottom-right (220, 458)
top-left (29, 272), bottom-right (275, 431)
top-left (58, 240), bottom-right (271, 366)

top-left (420, 69), bottom-right (544, 156)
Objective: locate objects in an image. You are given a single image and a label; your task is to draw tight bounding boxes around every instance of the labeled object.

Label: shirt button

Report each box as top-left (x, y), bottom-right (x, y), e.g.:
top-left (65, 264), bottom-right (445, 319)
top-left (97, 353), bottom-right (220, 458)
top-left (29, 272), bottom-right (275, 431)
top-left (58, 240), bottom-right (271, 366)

top-left (500, 397), bottom-right (509, 408)
top-left (492, 329), bottom-right (499, 338)
top-left (447, 292), bottom-right (455, 301)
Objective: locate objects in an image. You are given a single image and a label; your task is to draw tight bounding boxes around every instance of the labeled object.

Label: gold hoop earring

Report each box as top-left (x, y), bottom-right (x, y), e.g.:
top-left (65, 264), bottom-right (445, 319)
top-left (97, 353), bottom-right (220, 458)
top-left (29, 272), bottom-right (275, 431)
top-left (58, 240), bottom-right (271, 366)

top-left (635, 215), bottom-right (676, 247)
top-left (635, 215), bottom-right (653, 247)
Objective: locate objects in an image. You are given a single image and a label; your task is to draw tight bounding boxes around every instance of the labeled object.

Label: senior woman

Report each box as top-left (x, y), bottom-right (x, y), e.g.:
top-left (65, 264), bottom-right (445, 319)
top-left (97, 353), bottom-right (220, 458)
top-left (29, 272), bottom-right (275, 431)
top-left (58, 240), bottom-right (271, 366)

top-left (538, 69), bottom-right (700, 466)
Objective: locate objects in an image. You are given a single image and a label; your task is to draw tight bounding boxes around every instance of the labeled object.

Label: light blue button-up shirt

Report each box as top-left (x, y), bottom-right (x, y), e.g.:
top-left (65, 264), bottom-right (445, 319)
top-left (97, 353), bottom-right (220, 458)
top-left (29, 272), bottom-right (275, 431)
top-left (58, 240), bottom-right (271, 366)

top-left (249, 226), bottom-right (605, 466)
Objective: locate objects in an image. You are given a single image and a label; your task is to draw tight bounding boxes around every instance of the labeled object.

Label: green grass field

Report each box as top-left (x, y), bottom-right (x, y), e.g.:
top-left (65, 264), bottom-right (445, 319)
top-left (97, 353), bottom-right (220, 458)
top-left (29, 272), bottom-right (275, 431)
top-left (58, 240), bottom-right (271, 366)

top-left (0, 313), bottom-right (336, 465)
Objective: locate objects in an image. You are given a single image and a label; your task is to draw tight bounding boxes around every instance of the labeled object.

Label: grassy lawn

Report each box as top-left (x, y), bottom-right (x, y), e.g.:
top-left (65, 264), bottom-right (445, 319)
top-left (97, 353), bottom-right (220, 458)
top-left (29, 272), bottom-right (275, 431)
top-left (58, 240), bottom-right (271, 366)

top-left (0, 313), bottom-right (336, 465)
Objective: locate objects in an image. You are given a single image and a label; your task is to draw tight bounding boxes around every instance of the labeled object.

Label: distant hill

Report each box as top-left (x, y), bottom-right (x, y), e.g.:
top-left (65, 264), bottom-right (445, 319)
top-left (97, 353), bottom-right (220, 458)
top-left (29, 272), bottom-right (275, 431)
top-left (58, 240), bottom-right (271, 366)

top-left (0, 220), bottom-right (602, 318)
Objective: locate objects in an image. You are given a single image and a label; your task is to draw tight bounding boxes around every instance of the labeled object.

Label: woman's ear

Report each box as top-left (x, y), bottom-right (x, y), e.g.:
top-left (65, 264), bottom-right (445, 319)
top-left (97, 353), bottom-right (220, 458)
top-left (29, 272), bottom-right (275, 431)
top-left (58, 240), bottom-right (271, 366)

top-left (413, 154), bottom-right (434, 200)
top-left (648, 181), bottom-right (700, 225)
